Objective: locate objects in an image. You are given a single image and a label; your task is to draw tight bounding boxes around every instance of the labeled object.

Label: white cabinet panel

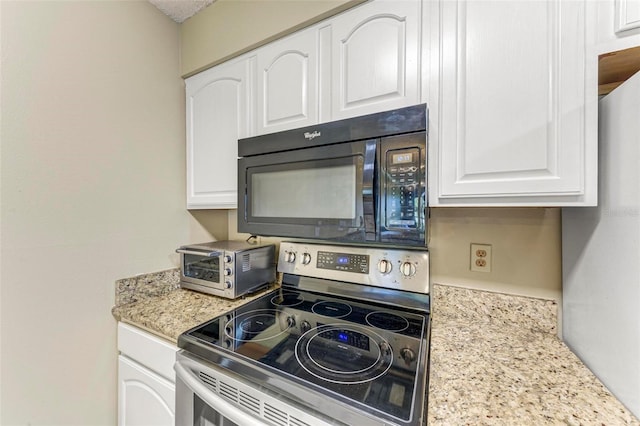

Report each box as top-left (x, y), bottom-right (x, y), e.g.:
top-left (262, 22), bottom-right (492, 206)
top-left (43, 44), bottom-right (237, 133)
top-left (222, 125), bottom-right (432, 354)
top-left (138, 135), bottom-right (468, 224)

top-left (117, 323), bottom-right (178, 426)
top-left (330, 0), bottom-right (421, 120)
top-left (435, 0), bottom-right (596, 206)
top-left (615, 0), bottom-right (640, 34)
top-left (186, 57), bottom-right (254, 209)
top-left (118, 355), bottom-right (175, 426)
top-left (256, 29), bottom-right (320, 134)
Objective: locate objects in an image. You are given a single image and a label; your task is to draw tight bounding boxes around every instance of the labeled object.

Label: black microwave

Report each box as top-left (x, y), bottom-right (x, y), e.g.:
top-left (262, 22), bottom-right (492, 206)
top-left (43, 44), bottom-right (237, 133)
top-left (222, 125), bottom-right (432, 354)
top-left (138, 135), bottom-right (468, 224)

top-left (237, 104), bottom-right (428, 247)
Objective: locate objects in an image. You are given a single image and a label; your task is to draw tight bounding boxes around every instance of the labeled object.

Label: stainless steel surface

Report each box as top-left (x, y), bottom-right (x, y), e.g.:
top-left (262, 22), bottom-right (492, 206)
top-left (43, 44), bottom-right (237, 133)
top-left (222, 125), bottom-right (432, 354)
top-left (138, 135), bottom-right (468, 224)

top-left (278, 241), bottom-right (430, 296)
top-left (178, 241), bottom-right (276, 299)
top-left (175, 351), bottom-right (337, 426)
top-left (176, 249), bottom-right (220, 257)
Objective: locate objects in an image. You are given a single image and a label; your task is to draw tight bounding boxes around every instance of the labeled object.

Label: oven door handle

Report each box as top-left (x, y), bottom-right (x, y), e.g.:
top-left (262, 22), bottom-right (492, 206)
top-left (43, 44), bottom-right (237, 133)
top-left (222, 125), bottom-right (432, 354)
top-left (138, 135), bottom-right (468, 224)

top-left (174, 359), bottom-right (271, 426)
top-left (176, 248), bottom-right (221, 257)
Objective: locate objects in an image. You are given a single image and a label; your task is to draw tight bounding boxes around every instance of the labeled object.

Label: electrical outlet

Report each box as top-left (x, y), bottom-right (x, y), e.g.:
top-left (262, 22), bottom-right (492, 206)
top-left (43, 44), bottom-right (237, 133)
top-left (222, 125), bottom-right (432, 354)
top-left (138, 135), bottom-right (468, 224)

top-left (470, 243), bottom-right (492, 273)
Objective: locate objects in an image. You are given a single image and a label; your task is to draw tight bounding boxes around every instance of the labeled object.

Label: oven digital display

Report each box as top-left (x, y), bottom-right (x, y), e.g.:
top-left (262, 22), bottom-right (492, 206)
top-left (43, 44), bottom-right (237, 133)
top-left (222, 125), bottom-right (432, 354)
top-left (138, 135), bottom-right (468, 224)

top-left (316, 251), bottom-right (369, 274)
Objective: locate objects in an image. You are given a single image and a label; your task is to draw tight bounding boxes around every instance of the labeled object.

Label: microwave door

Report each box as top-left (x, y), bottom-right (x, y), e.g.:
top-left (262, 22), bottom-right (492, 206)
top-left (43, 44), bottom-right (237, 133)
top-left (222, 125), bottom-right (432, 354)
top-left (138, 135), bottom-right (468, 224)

top-left (238, 140), bottom-right (376, 242)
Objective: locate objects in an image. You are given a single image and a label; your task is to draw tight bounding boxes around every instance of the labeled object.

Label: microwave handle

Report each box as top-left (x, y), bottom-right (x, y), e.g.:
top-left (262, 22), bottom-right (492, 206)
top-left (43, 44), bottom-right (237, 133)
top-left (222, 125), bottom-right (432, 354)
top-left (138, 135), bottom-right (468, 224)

top-left (176, 248), bottom-right (221, 257)
top-left (362, 140), bottom-right (376, 240)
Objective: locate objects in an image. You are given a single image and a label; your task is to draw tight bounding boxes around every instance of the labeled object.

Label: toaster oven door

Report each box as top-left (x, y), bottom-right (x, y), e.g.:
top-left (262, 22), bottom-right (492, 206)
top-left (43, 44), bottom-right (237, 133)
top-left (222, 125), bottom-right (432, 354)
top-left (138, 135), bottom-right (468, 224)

top-left (178, 248), bottom-right (224, 290)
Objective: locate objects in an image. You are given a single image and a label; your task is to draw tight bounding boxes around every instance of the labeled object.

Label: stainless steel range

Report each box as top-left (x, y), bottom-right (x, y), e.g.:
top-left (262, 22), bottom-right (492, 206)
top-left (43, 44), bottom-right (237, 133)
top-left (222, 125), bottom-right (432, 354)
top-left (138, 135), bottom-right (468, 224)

top-left (175, 241), bottom-right (430, 426)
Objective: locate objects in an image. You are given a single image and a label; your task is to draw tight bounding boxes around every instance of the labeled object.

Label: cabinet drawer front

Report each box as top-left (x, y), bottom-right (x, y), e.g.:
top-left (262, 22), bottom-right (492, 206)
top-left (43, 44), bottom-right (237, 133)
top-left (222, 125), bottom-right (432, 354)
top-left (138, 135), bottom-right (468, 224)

top-left (117, 323), bottom-right (178, 382)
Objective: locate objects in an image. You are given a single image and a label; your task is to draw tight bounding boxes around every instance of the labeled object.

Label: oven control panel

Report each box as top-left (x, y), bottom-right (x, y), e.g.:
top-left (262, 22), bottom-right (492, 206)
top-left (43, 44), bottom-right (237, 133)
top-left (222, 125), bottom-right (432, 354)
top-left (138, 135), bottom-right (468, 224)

top-left (278, 241), bottom-right (429, 294)
top-left (316, 251), bottom-right (369, 274)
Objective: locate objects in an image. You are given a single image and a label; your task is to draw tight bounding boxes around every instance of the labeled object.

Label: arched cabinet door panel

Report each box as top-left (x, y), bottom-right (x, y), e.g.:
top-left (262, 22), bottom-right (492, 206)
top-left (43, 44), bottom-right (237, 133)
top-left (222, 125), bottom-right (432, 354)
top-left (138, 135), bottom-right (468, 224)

top-left (256, 29), bottom-right (320, 135)
top-left (118, 355), bottom-right (175, 426)
top-left (330, 0), bottom-right (421, 120)
top-left (185, 57), bottom-right (254, 209)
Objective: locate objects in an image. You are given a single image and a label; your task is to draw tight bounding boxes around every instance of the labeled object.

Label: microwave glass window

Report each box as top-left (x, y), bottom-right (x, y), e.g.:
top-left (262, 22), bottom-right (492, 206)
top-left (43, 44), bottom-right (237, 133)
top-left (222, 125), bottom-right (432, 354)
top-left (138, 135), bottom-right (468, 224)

top-left (184, 254), bottom-right (220, 283)
top-left (251, 164), bottom-right (357, 219)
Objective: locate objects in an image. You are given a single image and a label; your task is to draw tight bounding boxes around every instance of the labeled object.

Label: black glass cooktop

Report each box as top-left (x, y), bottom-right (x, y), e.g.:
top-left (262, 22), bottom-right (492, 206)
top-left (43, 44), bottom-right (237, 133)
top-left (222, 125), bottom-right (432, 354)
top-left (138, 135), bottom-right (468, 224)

top-left (181, 287), bottom-right (429, 423)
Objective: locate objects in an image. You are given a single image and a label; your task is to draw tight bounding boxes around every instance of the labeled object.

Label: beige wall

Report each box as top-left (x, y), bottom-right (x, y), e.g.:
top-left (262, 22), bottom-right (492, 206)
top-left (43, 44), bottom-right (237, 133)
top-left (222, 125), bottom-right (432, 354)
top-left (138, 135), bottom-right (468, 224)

top-left (180, 0), bottom-right (365, 76)
top-left (0, 2), bottom-right (226, 424)
top-left (230, 208), bottom-right (562, 301)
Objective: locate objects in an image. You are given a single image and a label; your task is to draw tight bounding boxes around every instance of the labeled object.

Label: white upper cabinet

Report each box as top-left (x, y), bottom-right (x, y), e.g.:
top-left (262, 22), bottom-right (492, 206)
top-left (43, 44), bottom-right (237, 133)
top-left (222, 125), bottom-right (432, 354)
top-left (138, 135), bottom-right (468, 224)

top-left (185, 56), bottom-right (254, 209)
top-left (256, 29), bottom-right (321, 135)
top-left (432, 0), bottom-right (597, 206)
top-left (329, 0), bottom-right (421, 120)
top-left (594, 0), bottom-right (640, 52)
top-left (615, 0), bottom-right (640, 34)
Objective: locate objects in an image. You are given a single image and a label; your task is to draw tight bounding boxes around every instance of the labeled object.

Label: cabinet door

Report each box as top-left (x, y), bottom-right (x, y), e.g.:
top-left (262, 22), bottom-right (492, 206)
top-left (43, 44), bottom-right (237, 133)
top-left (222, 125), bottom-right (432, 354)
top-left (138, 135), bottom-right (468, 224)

top-left (186, 57), bottom-right (254, 209)
top-left (330, 0), bottom-right (421, 120)
top-left (435, 0), bottom-right (596, 206)
top-left (256, 28), bottom-right (321, 134)
top-left (118, 355), bottom-right (175, 426)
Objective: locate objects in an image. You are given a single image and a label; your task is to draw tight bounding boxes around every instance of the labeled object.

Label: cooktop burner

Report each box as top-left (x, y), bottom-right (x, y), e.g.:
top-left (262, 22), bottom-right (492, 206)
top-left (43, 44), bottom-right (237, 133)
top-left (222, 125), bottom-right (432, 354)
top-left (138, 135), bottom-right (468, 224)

top-left (270, 291), bottom-right (304, 307)
top-left (366, 311), bottom-right (410, 332)
top-left (295, 324), bottom-right (393, 385)
top-left (311, 300), bottom-right (352, 318)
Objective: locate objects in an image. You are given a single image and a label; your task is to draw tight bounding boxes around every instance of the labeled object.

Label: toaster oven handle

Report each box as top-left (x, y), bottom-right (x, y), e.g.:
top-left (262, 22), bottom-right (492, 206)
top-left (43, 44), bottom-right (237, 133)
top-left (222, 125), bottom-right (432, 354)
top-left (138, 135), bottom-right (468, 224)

top-left (176, 248), bottom-right (221, 257)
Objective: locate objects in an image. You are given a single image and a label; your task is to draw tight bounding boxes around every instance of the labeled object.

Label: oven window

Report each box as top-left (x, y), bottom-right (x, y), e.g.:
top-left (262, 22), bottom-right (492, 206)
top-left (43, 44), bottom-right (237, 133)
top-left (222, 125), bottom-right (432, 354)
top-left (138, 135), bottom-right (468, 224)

top-left (184, 255), bottom-right (220, 283)
top-left (251, 163), bottom-right (357, 219)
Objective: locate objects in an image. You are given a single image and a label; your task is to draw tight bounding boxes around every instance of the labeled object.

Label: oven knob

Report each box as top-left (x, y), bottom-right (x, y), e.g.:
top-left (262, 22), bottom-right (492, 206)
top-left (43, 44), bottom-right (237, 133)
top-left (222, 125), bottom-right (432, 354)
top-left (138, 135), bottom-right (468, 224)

top-left (377, 259), bottom-right (392, 274)
top-left (224, 255), bottom-right (233, 263)
top-left (225, 280), bottom-right (232, 289)
top-left (224, 268), bottom-right (233, 276)
top-left (284, 251), bottom-right (296, 263)
top-left (400, 261), bottom-right (416, 277)
top-left (379, 341), bottom-right (391, 356)
top-left (400, 348), bottom-right (416, 365)
top-left (300, 320), bottom-right (311, 333)
top-left (301, 252), bottom-right (312, 265)
top-left (286, 316), bottom-right (296, 328)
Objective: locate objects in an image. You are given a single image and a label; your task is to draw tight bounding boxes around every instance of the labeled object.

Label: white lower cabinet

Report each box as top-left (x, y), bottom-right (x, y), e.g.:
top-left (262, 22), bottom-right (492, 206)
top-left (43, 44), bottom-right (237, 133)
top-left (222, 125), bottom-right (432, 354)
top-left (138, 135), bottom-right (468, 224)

top-left (117, 323), bottom-right (178, 426)
top-left (118, 356), bottom-right (175, 426)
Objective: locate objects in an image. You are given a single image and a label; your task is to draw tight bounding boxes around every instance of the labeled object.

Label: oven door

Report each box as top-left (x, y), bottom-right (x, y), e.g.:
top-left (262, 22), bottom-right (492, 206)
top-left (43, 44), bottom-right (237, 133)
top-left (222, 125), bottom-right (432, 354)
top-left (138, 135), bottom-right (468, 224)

top-left (175, 351), bottom-right (335, 426)
top-left (178, 248), bottom-right (224, 291)
top-left (238, 139), bottom-right (376, 242)
top-left (175, 354), bottom-right (270, 426)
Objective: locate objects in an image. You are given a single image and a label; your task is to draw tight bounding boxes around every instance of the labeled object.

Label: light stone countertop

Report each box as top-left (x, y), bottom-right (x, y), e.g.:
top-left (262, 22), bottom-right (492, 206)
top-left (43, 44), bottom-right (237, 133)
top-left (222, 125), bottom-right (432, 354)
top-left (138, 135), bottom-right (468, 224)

top-left (112, 269), bottom-right (639, 425)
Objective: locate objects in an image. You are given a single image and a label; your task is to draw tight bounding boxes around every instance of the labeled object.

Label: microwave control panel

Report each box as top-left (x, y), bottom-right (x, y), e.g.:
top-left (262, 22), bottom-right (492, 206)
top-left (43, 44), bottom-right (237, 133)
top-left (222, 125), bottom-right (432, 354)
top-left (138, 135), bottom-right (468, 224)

top-left (385, 148), bottom-right (420, 229)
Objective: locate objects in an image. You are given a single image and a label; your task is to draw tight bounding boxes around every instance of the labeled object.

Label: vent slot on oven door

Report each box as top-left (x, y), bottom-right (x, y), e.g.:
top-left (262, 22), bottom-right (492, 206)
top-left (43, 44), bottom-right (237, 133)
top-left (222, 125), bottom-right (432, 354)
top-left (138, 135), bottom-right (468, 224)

top-left (198, 371), bottom-right (217, 390)
top-left (194, 366), bottom-right (328, 426)
top-left (264, 403), bottom-right (288, 426)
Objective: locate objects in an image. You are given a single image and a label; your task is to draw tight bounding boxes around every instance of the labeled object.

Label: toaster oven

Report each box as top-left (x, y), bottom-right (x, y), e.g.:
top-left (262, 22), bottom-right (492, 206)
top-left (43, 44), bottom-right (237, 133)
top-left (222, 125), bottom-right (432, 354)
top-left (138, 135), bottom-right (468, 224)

top-left (176, 241), bottom-right (275, 299)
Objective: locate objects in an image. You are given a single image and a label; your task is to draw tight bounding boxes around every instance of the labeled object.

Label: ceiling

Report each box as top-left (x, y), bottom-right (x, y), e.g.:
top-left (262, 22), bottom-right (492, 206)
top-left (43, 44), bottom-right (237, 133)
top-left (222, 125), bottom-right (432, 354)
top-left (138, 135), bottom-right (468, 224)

top-left (149, 0), bottom-right (216, 23)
